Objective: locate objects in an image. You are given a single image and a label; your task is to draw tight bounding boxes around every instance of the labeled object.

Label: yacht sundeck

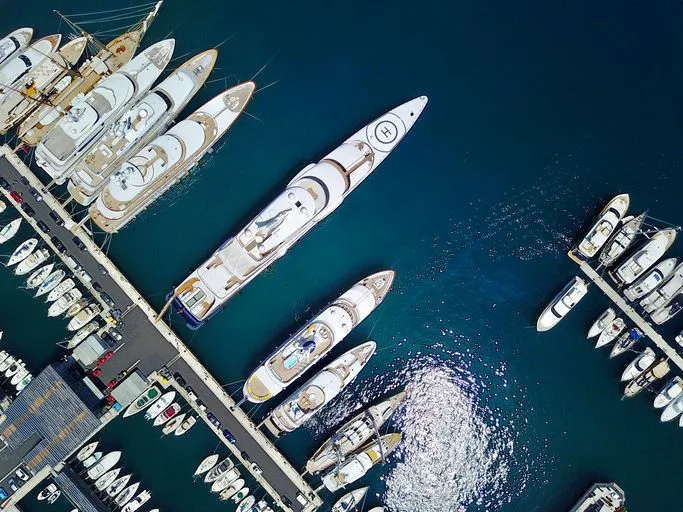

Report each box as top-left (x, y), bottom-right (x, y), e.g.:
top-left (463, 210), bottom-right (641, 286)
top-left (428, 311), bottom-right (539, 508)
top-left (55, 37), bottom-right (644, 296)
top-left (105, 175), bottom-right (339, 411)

top-left (536, 277), bottom-right (588, 332)
top-left (572, 194), bottom-right (629, 260)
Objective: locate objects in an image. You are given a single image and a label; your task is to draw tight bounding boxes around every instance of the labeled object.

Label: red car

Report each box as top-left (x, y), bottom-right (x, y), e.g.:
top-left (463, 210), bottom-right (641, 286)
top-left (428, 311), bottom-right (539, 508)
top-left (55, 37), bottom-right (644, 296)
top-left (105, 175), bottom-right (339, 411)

top-left (9, 191), bottom-right (22, 203)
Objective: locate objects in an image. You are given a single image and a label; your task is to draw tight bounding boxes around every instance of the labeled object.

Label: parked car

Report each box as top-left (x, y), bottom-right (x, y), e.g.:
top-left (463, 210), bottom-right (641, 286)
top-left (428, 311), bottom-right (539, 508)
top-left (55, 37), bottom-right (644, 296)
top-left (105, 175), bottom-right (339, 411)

top-left (73, 236), bottom-right (86, 251)
top-left (240, 451), bottom-right (250, 462)
top-left (251, 463), bottom-right (262, 475)
top-left (49, 211), bottom-right (64, 226)
top-left (97, 263), bottom-right (108, 275)
top-left (0, 487), bottom-right (7, 500)
top-left (0, 177), bottom-right (9, 190)
top-left (19, 176), bottom-right (28, 186)
top-left (9, 191), bottom-right (22, 203)
top-left (281, 496), bottom-right (293, 509)
top-left (222, 429), bottom-right (236, 444)
top-left (20, 203), bottom-right (35, 217)
top-left (92, 282), bottom-right (103, 293)
top-left (14, 468), bottom-right (28, 482)
top-left (50, 236), bottom-right (66, 253)
top-left (196, 399), bottom-right (207, 412)
top-left (7, 479), bottom-right (17, 492)
top-left (100, 292), bottom-right (115, 308)
top-left (173, 372), bottom-right (186, 387)
top-left (206, 412), bottom-right (221, 428)
top-left (185, 386), bottom-right (197, 401)
top-left (36, 220), bottom-right (50, 234)
top-left (108, 328), bottom-right (122, 341)
top-left (28, 186), bottom-right (42, 202)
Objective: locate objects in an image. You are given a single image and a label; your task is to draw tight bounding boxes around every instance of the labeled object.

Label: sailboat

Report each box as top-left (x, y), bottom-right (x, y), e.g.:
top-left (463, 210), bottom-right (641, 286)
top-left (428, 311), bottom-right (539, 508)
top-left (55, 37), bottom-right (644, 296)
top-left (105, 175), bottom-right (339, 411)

top-left (123, 385), bottom-right (161, 417)
top-left (36, 270), bottom-right (66, 298)
top-left (75, 441), bottom-right (98, 462)
top-left (332, 487), bottom-right (369, 512)
top-left (26, 263), bottom-right (54, 289)
top-left (0, 218), bottom-right (21, 244)
top-left (193, 454), bottom-right (219, 477)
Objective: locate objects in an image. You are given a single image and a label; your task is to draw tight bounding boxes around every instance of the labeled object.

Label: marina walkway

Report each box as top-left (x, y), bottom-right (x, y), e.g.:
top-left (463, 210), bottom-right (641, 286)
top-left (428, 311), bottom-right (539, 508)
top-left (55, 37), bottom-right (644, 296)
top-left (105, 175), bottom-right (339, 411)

top-left (0, 146), bottom-right (321, 512)
top-left (578, 261), bottom-right (683, 371)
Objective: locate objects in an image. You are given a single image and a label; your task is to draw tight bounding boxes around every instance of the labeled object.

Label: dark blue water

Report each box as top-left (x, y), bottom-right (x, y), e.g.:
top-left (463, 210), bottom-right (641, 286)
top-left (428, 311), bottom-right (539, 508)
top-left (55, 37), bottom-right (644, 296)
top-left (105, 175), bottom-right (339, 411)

top-left (2, 0), bottom-right (683, 511)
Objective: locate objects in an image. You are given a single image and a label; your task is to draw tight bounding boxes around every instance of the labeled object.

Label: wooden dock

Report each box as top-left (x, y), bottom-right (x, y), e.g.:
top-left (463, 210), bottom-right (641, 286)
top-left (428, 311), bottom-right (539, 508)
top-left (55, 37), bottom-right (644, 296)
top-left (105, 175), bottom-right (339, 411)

top-left (578, 261), bottom-right (683, 370)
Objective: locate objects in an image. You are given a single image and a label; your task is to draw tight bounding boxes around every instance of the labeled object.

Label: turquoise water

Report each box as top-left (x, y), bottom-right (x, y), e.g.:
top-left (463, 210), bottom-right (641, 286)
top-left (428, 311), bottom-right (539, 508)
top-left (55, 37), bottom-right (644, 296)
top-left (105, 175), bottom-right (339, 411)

top-left (2, 0), bottom-right (683, 510)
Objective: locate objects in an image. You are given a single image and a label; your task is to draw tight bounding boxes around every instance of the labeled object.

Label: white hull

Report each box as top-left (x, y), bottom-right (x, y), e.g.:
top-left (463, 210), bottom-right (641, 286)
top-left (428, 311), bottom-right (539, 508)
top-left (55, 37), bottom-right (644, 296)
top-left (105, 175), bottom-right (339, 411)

top-left (0, 28), bottom-right (33, 72)
top-left (0, 218), bottom-right (21, 244)
top-left (15, 248), bottom-right (49, 275)
top-left (586, 308), bottom-right (615, 338)
top-left (36, 270), bottom-right (66, 298)
top-left (144, 390), bottom-right (175, 420)
top-left (86, 451), bottom-right (121, 480)
top-left (574, 194), bottom-right (629, 259)
top-left (536, 277), bottom-right (588, 332)
top-left (7, 238), bottom-right (37, 266)
top-left (205, 458), bottom-right (234, 483)
top-left (660, 395), bottom-right (683, 422)
top-left (608, 328), bottom-right (643, 358)
top-left (48, 289), bottom-right (82, 317)
top-left (599, 213), bottom-right (646, 267)
top-left (651, 292), bottom-right (683, 325)
top-left (67, 304), bottom-right (101, 331)
top-left (595, 318), bottom-right (625, 348)
top-left (46, 277), bottom-right (74, 301)
top-left (193, 454), bottom-right (219, 476)
top-left (76, 441), bottom-right (98, 461)
top-left (114, 482), bottom-right (140, 507)
top-left (623, 258), bottom-right (677, 301)
top-left (172, 96), bottom-right (428, 328)
top-left (610, 229), bottom-right (677, 285)
top-left (332, 487), bottom-right (369, 512)
top-left (123, 386), bottom-right (161, 417)
top-left (0, 35), bottom-right (61, 95)
top-left (26, 263), bottom-right (54, 288)
top-left (640, 263), bottom-right (683, 313)
top-left (620, 348), bottom-right (655, 382)
top-left (654, 376), bottom-right (683, 409)
top-left (106, 474), bottom-right (132, 498)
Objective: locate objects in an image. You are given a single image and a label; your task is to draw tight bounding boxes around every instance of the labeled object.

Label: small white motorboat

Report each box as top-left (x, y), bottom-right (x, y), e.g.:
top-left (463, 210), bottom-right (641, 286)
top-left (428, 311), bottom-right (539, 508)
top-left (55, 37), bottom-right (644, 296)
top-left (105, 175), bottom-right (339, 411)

top-left (152, 402), bottom-right (181, 426)
top-left (0, 218), bottom-right (21, 244)
top-left (609, 328), bottom-right (643, 358)
top-left (123, 386), bottom-right (161, 417)
top-left (67, 304), bottom-right (101, 331)
top-left (114, 482), bottom-right (140, 507)
top-left (586, 308), bottom-right (615, 338)
top-left (46, 277), bottom-right (74, 302)
top-left (0, 355), bottom-right (16, 372)
top-left (623, 257), bottom-right (677, 301)
top-left (205, 458), bottom-right (233, 484)
top-left (599, 213), bottom-right (646, 267)
top-left (36, 269), bottom-right (66, 298)
top-left (76, 441), bottom-right (98, 462)
top-left (121, 489), bottom-right (151, 512)
top-left (174, 415), bottom-right (196, 436)
top-left (144, 391), bottom-right (175, 420)
top-left (573, 194), bottom-right (629, 260)
top-left (610, 228), bottom-right (677, 285)
top-left (161, 412), bottom-right (185, 435)
top-left (47, 490), bottom-right (61, 504)
top-left (219, 478), bottom-right (245, 501)
top-left (86, 451), bottom-right (121, 480)
top-left (651, 292), bottom-right (683, 325)
top-left (48, 289), bottom-right (82, 317)
top-left (82, 451), bottom-right (102, 469)
top-left (193, 454), bottom-right (219, 477)
top-left (654, 376), bottom-right (683, 409)
top-left (26, 263), bottom-right (54, 289)
top-left (11, 367), bottom-right (29, 386)
top-left (236, 496), bottom-right (256, 512)
top-left (16, 374), bottom-right (31, 392)
top-left (620, 347), bottom-right (655, 382)
top-left (595, 318), bottom-right (625, 348)
top-left (5, 359), bottom-right (24, 378)
top-left (210, 467), bottom-right (240, 493)
top-left (15, 248), bottom-right (50, 275)
top-left (66, 298), bottom-right (88, 318)
top-left (536, 277), bottom-right (588, 332)
top-left (231, 487), bottom-right (250, 503)
top-left (661, 394), bottom-right (683, 422)
top-left (7, 238), bottom-right (37, 266)
top-left (37, 483), bottom-right (57, 500)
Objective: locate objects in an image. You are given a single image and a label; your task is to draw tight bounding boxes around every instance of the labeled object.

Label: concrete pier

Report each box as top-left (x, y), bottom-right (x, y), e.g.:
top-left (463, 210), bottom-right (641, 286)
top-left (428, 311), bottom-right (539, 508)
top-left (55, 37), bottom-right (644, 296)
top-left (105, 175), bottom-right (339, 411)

top-left (0, 145), bottom-right (321, 512)
top-left (577, 261), bottom-right (683, 370)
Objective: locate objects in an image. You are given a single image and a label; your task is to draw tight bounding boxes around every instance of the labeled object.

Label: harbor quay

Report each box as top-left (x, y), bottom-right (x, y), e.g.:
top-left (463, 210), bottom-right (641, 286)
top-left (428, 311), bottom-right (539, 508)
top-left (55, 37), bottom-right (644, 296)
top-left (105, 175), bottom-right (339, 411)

top-left (0, 145), bottom-right (322, 512)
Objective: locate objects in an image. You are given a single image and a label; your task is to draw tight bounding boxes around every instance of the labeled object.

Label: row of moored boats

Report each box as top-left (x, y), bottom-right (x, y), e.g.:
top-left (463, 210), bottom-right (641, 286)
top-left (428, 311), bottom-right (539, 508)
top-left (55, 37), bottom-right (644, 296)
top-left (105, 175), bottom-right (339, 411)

top-left (0, 3), bottom-right (255, 233)
top-left (123, 387), bottom-right (197, 435)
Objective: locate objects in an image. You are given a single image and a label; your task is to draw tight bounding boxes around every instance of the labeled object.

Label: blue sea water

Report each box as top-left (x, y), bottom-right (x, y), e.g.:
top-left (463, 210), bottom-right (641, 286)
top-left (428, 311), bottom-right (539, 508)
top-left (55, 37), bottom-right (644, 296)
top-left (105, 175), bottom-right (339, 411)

top-left (2, 0), bottom-right (683, 511)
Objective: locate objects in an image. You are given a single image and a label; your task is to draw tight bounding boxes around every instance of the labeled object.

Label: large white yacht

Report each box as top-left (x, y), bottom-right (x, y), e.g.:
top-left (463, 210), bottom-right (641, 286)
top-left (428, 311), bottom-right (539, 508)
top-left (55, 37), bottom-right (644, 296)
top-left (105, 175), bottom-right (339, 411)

top-left (68, 49), bottom-right (218, 205)
top-left (640, 262), bottom-right (683, 313)
top-left (622, 257), bottom-right (677, 301)
top-left (0, 35), bottom-right (61, 96)
top-left (0, 28), bottom-right (33, 71)
top-left (572, 194), bottom-right (629, 261)
top-left (0, 37), bottom-right (88, 134)
top-left (536, 277), bottom-right (588, 332)
top-left (35, 39), bottom-right (175, 182)
top-left (18, 2), bottom-right (162, 146)
top-left (243, 271), bottom-right (395, 403)
top-left (90, 81), bottom-right (254, 232)
top-left (609, 228), bottom-right (677, 285)
top-left (171, 96), bottom-right (428, 328)
top-left (263, 341), bottom-right (376, 437)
